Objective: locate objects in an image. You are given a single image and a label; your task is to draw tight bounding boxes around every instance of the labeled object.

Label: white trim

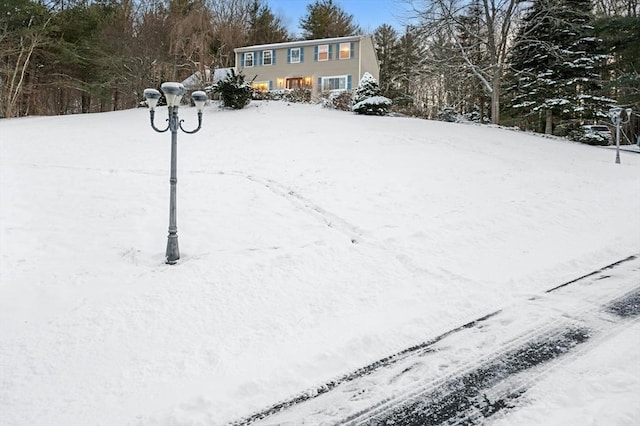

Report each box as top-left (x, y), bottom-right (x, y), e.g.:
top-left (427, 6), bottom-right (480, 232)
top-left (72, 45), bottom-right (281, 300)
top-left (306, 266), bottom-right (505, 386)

top-left (339, 42), bottom-right (351, 60)
top-left (235, 35), bottom-right (362, 53)
top-left (262, 50), bottom-right (272, 66)
top-left (290, 48), bottom-right (301, 64)
top-left (318, 44), bottom-right (329, 61)
top-left (245, 52), bottom-right (254, 67)
top-left (320, 74), bottom-right (348, 91)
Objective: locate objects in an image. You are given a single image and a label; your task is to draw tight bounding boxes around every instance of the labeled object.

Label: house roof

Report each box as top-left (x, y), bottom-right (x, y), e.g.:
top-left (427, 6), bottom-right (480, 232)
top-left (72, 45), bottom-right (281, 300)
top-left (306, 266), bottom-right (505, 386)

top-left (181, 67), bottom-right (234, 89)
top-left (234, 35), bottom-right (367, 53)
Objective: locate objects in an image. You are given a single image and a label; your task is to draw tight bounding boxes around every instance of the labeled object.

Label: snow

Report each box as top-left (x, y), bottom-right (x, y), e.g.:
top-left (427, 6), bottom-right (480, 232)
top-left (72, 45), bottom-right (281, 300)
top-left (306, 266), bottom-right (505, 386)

top-left (490, 321), bottom-right (640, 426)
top-left (1, 101), bottom-right (639, 425)
top-left (352, 95), bottom-right (392, 110)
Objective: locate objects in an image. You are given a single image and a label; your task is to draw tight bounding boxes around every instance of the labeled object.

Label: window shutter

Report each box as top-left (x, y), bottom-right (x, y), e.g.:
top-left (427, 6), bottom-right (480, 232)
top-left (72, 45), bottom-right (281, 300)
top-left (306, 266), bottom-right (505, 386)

top-left (258, 51), bottom-right (263, 66)
top-left (317, 77), bottom-right (322, 90)
top-left (347, 75), bottom-right (352, 90)
top-left (269, 80), bottom-right (273, 90)
top-left (272, 50), bottom-right (276, 65)
top-left (287, 48), bottom-right (291, 63)
top-left (314, 46), bottom-right (318, 61)
top-left (241, 53), bottom-right (245, 67)
top-left (329, 44), bottom-right (333, 60)
top-left (350, 42), bottom-right (355, 58)
top-left (300, 48), bottom-right (304, 63)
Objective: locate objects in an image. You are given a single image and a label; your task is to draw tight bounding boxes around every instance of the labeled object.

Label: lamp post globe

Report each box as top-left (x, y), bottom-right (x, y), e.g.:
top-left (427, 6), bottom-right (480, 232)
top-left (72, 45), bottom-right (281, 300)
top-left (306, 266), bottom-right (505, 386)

top-left (143, 82), bottom-right (207, 264)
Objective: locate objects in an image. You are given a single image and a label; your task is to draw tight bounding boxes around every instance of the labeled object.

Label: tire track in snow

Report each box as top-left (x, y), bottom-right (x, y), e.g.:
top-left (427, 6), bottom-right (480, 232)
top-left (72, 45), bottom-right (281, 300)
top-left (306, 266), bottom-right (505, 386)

top-left (229, 255), bottom-right (639, 426)
top-left (347, 288), bottom-right (640, 426)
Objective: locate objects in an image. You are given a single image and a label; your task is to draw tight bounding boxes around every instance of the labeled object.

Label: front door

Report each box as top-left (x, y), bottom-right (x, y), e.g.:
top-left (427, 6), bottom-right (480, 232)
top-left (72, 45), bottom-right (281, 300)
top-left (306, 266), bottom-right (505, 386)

top-left (286, 78), bottom-right (304, 89)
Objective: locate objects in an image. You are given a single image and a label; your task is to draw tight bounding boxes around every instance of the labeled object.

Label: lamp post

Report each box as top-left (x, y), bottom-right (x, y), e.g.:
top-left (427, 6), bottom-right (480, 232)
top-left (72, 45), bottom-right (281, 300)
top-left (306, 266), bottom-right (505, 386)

top-left (144, 83), bottom-right (208, 264)
top-left (608, 106), bottom-right (632, 164)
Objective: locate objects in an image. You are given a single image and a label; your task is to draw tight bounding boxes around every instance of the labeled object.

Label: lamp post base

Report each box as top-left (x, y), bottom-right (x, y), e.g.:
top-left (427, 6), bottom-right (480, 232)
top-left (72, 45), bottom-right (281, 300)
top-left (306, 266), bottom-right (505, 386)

top-left (166, 236), bottom-right (180, 264)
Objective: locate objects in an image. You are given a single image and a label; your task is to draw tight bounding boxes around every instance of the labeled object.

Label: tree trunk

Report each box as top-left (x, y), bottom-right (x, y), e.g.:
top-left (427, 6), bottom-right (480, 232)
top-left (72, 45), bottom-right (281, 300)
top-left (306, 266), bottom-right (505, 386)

top-left (491, 72), bottom-right (501, 124)
top-left (545, 109), bottom-right (553, 134)
top-left (81, 92), bottom-right (90, 113)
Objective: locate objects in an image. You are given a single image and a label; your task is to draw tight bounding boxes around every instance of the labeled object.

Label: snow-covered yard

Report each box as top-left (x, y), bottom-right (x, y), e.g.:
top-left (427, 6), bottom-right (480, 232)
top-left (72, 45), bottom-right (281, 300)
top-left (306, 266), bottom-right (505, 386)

top-left (1, 101), bottom-right (638, 425)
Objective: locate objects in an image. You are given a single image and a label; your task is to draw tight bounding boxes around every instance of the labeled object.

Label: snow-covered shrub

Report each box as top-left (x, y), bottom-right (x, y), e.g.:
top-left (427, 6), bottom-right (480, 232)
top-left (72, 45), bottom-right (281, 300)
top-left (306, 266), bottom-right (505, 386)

top-left (282, 88), bottom-right (312, 103)
top-left (252, 89), bottom-right (269, 100)
top-left (352, 96), bottom-right (393, 116)
top-left (321, 90), bottom-right (353, 111)
top-left (568, 127), bottom-right (610, 145)
top-left (212, 69), bottom-right (253, 109)
top-left (352, 72), bottom-right (391, 116)
top-left (438, 107), bottom-right (459, 122)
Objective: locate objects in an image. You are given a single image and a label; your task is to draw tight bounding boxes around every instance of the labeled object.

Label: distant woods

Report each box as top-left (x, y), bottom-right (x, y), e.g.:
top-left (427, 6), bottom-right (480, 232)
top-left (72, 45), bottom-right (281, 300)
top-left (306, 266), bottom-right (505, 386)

top-left (1, 0), bottom-right (638, 141)
top-left (375, 0), bottom-right (638, 139)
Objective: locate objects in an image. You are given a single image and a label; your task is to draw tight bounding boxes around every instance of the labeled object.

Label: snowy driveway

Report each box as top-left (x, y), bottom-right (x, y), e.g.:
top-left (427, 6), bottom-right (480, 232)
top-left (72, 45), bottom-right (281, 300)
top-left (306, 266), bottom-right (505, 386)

top-left (238, 256), bottom-right (640, 425)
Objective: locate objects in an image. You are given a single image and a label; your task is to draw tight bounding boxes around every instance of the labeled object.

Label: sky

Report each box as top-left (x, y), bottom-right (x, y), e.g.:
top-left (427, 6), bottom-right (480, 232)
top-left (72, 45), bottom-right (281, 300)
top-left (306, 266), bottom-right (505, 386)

top-left (267, 0), bottom-right (411, 36)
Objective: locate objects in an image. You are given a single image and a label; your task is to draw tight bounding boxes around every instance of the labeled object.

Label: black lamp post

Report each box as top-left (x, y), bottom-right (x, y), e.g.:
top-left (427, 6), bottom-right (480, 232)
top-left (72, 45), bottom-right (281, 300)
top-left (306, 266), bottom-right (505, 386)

top-left (143, 83), bottom-right (207, 264)
top-left (608, 106), bottom-right (632, 164)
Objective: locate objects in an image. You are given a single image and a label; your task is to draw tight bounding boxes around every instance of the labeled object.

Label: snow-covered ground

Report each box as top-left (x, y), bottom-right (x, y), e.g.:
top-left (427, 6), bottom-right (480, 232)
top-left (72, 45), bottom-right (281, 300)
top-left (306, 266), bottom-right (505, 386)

top-left (490, 321), bottom-right (640, 426)
top-left (1, 101), bottom-right (639, 426)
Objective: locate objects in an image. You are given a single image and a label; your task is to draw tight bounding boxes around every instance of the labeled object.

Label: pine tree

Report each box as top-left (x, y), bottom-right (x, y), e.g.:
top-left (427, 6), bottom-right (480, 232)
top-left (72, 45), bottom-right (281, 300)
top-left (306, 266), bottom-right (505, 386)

top-left (373, 24), bottom-right (400, 99)
top-left (213, 69), bottom-right (253, 109)
top-left (299, 0), bottom-right (360, 39)
top-left (507, 0), bottom-right (612, 134)
top-left (246, 0), bottom-right (289, 46)
top-left (596, 15), bottom-right (640, 141)
top-left (352, 72), bottom-right (391, 115)
top-left (395, 26), bottom-right (424, 105)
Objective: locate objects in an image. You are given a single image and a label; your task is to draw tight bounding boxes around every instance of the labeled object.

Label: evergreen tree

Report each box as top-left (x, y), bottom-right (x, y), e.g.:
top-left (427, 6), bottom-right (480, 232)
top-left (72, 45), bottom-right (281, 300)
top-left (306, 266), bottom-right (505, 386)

top-left (213, 68), bottom-right (253, 109)
top-left (596, 15), bottom-right (640, 141)
top-left (373, 24), bottom-right (400, 99)
top-left (507, 0), bottom-right (612, 134)
top-left (246, 0), bottom-right (290, 45)
top-left (299, 0), bottom-right (360, 39)
top-left (394, 26), bottom-right (424, 105)
top-left (352, 72), bottom-right (391, 115)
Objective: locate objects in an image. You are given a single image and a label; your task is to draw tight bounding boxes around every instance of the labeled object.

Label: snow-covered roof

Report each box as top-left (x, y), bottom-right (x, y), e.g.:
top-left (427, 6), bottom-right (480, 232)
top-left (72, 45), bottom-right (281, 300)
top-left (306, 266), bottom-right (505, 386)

top-left (181, 68), bottom-right (235, 89)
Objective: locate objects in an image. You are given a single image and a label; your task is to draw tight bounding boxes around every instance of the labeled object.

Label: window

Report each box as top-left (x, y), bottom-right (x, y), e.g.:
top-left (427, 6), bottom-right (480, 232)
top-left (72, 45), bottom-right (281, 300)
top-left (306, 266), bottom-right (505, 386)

top-left (252, 81), bottom-right (270, 92)
top-left (262, 50), bottom-right (272, 66)
top-left (339, 42), bottom-right (351, 59)
top-left (321, 75), bottom-right (348, 91)
top-left (244, 52), bottom-right (254, 67)
top-left (318, 44), bottom-right (328, 61)
top-left (290, 48), bottom-right (301, 63)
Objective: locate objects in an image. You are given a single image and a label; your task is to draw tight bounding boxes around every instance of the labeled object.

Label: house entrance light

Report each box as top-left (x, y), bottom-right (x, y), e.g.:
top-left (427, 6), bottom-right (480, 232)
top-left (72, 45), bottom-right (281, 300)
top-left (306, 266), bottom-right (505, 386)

top-left (143, 82), bottom-right (208, 264)
top-left (608, 106), bottom-right (632, 164)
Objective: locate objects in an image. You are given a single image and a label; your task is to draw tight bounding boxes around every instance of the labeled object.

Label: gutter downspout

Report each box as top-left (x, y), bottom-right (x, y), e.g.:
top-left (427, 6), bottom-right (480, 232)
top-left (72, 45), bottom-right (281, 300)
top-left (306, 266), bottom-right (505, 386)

top-left (358, 37), bottom-right (362, 81)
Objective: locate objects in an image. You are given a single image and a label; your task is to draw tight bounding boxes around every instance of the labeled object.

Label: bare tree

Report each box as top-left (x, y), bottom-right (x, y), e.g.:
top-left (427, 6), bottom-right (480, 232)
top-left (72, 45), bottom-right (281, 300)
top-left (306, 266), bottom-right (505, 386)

top-left (208, 0), bottom-right (253, 67)
top-left (170, 2), bottom-right (216, 83)
top-left (0, 12), bottom-right (51, 117)
top-left (593, 0), bottom-right (639, 16)
top-left (408, 0), bottom-right (522, 124)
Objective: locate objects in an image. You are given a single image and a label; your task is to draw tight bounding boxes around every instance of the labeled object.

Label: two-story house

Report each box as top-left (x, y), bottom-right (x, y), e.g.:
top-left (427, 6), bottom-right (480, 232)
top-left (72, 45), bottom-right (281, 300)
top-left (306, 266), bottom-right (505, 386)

top-left (233, 35), bottom-right (379, 97)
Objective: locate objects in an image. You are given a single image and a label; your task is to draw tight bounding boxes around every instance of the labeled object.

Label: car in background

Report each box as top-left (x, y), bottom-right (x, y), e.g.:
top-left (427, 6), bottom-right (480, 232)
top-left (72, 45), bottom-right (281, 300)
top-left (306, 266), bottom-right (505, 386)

top-left (581, 125), bottom-right (613, 144)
